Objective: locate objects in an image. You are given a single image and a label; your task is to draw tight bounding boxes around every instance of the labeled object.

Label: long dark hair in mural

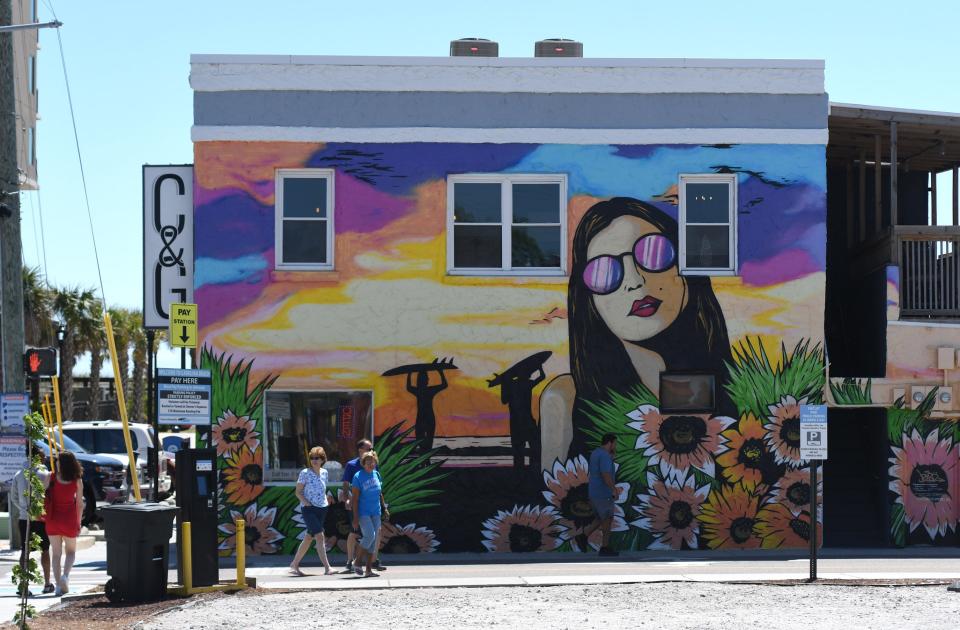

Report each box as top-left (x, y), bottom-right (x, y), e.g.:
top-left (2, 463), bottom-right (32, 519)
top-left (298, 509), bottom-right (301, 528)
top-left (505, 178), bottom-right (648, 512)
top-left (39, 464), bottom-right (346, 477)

top-left (563, 197), bottom-right (735, 453)
top-left (382, 357), bottom-right (456, 452)
top-left (488, 351), bottom-right (551, 472)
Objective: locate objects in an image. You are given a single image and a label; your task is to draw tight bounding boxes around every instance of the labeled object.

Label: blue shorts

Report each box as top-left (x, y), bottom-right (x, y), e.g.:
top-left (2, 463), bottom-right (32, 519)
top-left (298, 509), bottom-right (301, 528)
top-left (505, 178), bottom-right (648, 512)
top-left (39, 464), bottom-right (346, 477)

top-left (589, 496), bottom-right (615, 520)
top-left (302, 505), bottom-right (328, 535)
top-left (358, 514), bottom-right (381, 553)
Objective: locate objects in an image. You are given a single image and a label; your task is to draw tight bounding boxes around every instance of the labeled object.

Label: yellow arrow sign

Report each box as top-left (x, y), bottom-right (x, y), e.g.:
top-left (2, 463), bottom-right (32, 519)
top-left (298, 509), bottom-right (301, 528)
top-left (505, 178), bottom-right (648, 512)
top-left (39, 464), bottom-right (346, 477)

top-left (169, 302), bottom-right (198, 348)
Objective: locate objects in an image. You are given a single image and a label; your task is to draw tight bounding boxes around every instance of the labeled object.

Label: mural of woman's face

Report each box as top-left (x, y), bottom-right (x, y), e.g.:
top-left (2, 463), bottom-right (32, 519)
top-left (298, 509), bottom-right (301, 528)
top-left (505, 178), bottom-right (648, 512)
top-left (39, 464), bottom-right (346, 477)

top-left (585, 215), bottom-right (687, 343)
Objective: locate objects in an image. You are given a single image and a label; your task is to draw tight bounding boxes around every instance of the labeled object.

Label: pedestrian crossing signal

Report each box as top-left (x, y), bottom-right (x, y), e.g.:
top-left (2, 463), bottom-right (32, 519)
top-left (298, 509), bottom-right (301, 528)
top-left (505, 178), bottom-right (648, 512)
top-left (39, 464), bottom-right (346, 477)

top-left (23, 347), bottom-right (57, 377)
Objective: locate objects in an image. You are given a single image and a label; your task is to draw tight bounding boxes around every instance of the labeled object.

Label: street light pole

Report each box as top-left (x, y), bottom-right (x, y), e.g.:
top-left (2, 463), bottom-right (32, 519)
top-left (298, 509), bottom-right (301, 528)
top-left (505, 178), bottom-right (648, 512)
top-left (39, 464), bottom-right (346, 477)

top-left (0, 10), bottom-right (62, 394)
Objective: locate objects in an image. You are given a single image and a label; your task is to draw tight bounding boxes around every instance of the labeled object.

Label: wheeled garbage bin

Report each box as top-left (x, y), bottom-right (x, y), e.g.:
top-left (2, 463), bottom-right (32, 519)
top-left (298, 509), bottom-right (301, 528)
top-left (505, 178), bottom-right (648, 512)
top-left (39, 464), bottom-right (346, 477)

top-left (100, 502), bottom-right (178, 603)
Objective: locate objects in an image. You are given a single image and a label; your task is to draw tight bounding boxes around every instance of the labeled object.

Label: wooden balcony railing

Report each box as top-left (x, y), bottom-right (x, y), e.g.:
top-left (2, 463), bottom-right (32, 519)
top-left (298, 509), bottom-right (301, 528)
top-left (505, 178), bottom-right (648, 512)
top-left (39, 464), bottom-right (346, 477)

top-left (891, 226), bottom-right (960, 318)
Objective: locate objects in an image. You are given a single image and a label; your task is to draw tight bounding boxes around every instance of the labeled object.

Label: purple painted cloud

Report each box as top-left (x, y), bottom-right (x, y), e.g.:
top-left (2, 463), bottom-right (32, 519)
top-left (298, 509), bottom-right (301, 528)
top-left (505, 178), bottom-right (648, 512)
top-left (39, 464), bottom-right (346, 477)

top-left (740, 248), bottom-right (821, 287)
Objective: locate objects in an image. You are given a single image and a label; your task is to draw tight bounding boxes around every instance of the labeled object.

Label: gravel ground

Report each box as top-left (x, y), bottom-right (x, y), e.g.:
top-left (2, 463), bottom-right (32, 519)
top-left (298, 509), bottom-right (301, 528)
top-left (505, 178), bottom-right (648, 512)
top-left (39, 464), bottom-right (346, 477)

top-left (145, 582), bottom-right (960, 630)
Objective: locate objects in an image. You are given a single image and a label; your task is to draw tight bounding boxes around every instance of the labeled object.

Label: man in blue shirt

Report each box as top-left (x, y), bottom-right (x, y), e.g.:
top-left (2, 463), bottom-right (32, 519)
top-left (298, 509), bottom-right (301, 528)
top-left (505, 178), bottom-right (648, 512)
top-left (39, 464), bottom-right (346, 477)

top-left (341, 439), bottom-right (386, 571)
top-left (577, 432), bottom-right (621, 557)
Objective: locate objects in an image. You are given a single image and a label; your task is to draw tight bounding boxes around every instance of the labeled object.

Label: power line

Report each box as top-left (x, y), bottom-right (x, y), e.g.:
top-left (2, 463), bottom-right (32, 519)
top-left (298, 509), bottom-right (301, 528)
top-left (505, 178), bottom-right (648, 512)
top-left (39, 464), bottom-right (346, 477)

top-left (48, 3), bottom-right (107, 306)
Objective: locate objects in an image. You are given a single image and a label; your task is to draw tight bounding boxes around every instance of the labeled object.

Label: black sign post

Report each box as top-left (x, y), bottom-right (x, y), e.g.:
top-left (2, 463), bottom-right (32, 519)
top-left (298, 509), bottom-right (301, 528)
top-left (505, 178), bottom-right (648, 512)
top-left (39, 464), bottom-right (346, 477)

top-left (809, 461), bottom-right (818, 582)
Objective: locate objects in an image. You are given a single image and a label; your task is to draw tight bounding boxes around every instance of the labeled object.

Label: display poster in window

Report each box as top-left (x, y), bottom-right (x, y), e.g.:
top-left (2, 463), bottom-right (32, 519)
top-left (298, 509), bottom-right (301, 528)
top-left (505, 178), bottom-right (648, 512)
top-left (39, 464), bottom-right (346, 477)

top-left (338, 405), bottom-right (355, 439)
top-left (157, 368), bottom-right (212, 425)
top-left (0, 436), bottom-right (28, 483)
top-left (0, 393), bottom-right (30, 435)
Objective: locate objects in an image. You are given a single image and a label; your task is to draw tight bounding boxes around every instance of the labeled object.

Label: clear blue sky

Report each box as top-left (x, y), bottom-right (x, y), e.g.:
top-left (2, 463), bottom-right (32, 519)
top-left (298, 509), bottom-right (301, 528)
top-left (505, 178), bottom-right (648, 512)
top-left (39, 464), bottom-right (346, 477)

top-left (20, 0), bottom-right (960, 313)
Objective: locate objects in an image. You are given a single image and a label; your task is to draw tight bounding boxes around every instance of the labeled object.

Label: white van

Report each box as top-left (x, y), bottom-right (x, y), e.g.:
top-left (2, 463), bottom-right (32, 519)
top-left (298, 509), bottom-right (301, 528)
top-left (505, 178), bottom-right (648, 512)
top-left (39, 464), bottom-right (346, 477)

top-left (60, 420), bottom-right (172, 497)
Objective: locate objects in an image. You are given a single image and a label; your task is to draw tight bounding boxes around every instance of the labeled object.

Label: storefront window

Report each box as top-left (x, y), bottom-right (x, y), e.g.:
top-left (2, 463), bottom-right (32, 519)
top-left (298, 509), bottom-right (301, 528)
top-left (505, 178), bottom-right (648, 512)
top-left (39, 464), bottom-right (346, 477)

top-left (263, 390), bottom-right (372, 483)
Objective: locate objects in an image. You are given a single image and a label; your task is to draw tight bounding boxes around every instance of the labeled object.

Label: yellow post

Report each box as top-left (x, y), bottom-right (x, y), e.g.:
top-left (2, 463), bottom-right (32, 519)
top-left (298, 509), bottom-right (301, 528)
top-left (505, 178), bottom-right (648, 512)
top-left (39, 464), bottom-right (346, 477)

top-left (103, 312), bottom-right (141, 502)
top-left (51, 376), bottom-right (64, 450)
top-left (235, 518), bottom-right (245, 587)
top-left (181, 521), bottom-right (193, 593)
top-left (41, 400), bottom-right (57, 475)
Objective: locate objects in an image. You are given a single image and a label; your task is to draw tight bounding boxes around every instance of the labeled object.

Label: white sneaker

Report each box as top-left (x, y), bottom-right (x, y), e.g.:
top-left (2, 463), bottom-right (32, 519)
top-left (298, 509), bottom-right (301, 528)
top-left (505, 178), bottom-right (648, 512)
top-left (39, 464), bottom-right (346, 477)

top-left (58, 575), bottom-right (69, 595)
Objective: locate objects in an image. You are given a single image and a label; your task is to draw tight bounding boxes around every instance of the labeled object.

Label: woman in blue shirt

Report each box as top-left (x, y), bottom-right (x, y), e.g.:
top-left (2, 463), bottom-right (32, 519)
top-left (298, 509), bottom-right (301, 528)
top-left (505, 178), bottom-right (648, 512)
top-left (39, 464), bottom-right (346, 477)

top-left (351, 450), bottom-right (389, 577)
top-left (289, 446), bottom-right (333, 576)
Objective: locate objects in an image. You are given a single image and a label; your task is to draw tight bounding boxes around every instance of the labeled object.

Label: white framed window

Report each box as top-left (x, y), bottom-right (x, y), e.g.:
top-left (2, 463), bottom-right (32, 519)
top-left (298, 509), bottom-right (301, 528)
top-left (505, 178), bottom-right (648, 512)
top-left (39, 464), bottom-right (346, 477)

top-left (679, 174), bottom-right (738, 275)
top-left (447, 174), bottom-right (567, 275)
top-left (262, 389), bottom-right (373, 483)
top-left (275, 169), bottom-right (335, 270)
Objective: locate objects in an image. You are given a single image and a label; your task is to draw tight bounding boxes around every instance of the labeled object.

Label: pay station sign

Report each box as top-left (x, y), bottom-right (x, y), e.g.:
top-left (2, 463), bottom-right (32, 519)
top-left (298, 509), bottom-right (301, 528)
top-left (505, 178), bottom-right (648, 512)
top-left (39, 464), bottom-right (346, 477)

top-left (157, 368), bottom-right (211, 426)
top-left (800, 404), bottom-right (828, 460)
top-left (169, 302), bottom-right (198, 348)
top-left (0, 393), bottom-right (30, 434)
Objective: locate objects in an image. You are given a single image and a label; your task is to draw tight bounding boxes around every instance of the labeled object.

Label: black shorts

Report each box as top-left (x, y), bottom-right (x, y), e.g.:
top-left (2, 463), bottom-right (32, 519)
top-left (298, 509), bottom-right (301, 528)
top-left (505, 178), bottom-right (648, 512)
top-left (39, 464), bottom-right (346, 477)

top-left (18, 520), bottom-right (50, 551)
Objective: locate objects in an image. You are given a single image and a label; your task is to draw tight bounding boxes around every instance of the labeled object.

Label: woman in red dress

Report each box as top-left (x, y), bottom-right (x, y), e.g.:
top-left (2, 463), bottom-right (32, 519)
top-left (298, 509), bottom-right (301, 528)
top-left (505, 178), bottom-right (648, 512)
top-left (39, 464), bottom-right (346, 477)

top-left (45, 451), bottom-right (83, 597)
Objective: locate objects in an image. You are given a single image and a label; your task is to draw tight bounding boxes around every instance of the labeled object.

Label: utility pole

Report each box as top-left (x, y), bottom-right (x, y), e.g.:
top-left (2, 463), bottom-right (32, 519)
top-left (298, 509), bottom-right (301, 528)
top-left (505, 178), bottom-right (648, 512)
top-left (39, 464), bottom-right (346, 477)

top-left (0, 0), bottom-right (25, 393)
top-left (0, 3), bottom-right (61, 393)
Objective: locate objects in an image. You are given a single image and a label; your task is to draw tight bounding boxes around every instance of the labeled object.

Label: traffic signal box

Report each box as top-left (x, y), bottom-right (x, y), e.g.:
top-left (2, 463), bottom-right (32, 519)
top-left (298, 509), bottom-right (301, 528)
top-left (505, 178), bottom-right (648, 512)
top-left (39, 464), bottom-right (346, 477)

top-left (23, 347), bottom-right (57, 377)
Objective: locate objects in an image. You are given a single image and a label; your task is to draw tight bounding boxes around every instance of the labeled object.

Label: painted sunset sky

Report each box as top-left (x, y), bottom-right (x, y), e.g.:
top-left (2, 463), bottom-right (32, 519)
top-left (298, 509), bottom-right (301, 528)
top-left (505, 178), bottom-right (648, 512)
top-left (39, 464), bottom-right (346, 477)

top-left (194, 141), bottom-right (826, 436)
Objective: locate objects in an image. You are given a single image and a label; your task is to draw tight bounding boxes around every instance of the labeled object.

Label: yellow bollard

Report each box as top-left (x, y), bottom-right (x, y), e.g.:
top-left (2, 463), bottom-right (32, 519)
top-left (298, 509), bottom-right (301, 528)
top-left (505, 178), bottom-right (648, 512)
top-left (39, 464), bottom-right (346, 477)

top-left (235, 518), bottom-right (245, 587)
top-left (51, 376), bottom-right (64, 450)
top-left (103, 312), bottom-right (141, 501)
top-left (181, 521), bottom-right (193, 593)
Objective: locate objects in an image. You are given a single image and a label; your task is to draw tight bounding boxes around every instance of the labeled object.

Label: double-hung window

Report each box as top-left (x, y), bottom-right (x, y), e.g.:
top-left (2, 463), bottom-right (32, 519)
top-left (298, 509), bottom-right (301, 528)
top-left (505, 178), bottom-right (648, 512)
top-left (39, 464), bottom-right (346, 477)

top-left (275, 169), bottom-right (335, 270)
top-left (447, 174), bottom-right (567, 275)
top-left (678, 174), bottom-right (737, 275)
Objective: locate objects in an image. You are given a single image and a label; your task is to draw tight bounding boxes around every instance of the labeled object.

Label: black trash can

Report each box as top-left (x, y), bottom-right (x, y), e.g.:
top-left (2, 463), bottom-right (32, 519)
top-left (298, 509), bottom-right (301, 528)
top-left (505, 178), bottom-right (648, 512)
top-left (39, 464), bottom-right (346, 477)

top-left (100, 502), bottom-right (178, 603)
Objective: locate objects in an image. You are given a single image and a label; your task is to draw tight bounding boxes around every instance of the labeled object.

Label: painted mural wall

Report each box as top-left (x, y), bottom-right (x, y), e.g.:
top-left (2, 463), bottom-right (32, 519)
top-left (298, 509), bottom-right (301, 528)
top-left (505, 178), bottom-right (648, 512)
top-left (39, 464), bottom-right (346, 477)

top-left (194, 140), bottom-right (827, 555)
top-left (830, 266), bottom-right (960, 547)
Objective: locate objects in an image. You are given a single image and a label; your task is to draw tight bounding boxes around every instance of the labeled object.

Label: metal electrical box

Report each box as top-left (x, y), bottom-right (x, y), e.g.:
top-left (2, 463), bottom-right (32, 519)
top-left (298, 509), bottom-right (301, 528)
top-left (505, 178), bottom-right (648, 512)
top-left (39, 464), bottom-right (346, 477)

top-left (175, 448), bottom-right (219, 587)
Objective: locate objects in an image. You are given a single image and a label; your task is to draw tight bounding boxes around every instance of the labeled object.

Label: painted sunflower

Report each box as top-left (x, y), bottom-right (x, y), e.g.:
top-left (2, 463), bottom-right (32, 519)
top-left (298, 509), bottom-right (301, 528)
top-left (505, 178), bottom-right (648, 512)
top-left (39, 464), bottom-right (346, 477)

top-left (755, 502), bottom-right (820, 549)
top-left (481, 505), bottom-right (566, 553)
top-left (697, 484), bottom-right (763, 549)
top-left (379, 522), bottom-right (440, 554)
top-left (222, 446), bottom-right (264, 506)
top-left (211, 410), bottom-right (260, 458)
top-left (772, 466), bottom-right (821, 515)
top-left (541, 456), bottom-right (628, 545)
top-left (716, 414), bottom-right (781, 491)
top-left (889, 428), bottom-right (958, 539)
top-left (633, 472), bottom-right (711, 550)
top-left (627, 404), bottom-right (735, 481)
top-left (764, 395), bottom-right (806, 468)
top-left (218, 502), bottom-right (284, 555)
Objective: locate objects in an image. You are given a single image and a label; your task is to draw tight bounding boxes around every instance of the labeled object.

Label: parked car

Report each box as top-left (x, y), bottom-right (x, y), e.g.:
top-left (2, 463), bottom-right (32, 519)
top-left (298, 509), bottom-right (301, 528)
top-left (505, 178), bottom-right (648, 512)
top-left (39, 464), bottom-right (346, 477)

top-left (31, 435), bottom-right (128, 525)
top-left (60, 420), bottom-right (173, 498)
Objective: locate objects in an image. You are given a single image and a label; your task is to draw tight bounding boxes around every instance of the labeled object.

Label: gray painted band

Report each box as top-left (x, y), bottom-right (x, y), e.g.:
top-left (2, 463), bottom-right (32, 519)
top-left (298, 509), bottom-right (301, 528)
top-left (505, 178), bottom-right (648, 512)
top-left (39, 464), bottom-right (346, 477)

top-left (194, 91), bottom-right (827, 130)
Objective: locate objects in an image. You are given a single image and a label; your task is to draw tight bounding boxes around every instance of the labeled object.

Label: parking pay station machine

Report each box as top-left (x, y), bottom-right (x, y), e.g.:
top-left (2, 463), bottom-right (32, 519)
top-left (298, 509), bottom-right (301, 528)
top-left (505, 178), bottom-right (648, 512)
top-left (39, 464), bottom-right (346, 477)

top-left (176, 448), bottom-right (219, 587)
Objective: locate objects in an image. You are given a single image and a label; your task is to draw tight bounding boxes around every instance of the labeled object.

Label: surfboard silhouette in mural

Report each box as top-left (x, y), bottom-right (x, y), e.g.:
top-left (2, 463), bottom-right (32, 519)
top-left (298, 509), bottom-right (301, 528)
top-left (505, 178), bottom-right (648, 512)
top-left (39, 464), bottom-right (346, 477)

top-left (488, 351), bottom-right (551, 473)
top-left (383, 357), bottom-right (457, 452)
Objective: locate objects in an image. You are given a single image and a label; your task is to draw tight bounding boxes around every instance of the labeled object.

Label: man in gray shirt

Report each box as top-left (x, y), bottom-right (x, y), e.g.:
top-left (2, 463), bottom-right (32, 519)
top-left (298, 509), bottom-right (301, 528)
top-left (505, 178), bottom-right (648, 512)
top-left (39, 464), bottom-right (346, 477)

top-left (11, 464), bottom-right (54, 595)
top-left (577, 432), bottom-right (621, 557)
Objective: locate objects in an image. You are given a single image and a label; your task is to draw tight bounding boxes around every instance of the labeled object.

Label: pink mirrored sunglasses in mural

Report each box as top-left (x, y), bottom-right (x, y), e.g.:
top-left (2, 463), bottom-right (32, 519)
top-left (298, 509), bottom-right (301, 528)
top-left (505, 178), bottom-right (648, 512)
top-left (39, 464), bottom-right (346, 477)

top-left (582, 233), bottom-right (677, 295)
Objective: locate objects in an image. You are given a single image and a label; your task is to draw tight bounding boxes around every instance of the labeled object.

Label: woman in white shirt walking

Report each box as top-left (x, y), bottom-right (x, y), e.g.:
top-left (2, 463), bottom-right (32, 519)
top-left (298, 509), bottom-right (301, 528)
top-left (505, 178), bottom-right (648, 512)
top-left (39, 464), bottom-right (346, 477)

top-left (289, 446), bottom-right (333, 576)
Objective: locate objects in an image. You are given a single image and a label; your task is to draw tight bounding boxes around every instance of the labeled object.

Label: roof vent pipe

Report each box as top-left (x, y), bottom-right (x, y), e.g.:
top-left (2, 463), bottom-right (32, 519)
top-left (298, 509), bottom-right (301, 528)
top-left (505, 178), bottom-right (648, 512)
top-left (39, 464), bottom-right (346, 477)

top-left (535, 38), bottom-right (583, 58)
top-left (450, 38), bottom-right (499, 57)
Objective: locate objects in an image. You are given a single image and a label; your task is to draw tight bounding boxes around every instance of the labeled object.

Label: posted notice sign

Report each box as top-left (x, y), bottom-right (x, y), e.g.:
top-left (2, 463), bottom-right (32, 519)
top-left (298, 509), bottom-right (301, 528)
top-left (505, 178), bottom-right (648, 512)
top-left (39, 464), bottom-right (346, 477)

top-left (157, 368), bottom-right (212, 426)
top-left (800, 404), bottom-right (828, 460)
top-left (0, 436), bottom-right (27, 483)
top-left (0, 393), bottom-right (30, 434)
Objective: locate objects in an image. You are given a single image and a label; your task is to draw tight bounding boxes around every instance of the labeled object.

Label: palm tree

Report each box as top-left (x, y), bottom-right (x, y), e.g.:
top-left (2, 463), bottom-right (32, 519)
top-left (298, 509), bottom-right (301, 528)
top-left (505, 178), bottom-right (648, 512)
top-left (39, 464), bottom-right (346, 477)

top-left (81, 301), bottom-right (106, 420)
top-left (129, 312), bottom-right (147, 421)
top-left (106, 306), bottom-right (138, 419)
top-left (53, 287), bottom-right (100, 419)
top-left (22, 266), bottom-right (55, 347)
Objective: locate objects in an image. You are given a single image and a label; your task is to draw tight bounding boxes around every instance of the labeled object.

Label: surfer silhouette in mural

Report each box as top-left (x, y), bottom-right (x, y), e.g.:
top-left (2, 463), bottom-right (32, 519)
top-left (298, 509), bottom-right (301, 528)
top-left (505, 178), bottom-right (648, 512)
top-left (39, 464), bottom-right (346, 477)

top-left (540, 197), bottom-right (736, 460)
top-left (488, 351), bottom-right (551, 473)
top-left (382, 358), bottom-right (456, 452)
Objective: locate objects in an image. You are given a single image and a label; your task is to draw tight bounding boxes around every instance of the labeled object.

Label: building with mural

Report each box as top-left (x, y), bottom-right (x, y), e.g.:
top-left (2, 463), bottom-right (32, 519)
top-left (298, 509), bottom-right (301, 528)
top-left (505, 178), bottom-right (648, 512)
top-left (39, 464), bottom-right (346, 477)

top-left (186, 48), bottom-right (957, 556)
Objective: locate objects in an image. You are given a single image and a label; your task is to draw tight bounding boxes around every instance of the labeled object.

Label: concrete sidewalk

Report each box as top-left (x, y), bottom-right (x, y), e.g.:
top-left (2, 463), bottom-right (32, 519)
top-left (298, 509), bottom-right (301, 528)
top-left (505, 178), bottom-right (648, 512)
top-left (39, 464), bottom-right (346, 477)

top-left (174, 545), bottom-right (960, 592)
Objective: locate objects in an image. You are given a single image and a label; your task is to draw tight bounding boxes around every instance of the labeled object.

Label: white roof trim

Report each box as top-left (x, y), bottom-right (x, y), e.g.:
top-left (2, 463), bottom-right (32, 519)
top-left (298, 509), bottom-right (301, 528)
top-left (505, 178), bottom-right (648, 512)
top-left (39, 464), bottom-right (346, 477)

top-left (190, 54), bottom-right (824, 69)
top-left (191, 62), bottom-right (825, 95)
top-left (192, 125), bottom-right (828, 145)
top-left (831, 101), bottom-right (960, 120)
